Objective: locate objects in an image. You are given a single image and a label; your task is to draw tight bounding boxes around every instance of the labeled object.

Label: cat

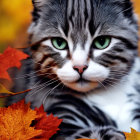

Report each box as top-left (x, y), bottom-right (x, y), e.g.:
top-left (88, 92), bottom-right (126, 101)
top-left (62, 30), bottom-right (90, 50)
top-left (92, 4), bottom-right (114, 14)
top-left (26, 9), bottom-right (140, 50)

top-left (7, 0), bottom-right (140, 139)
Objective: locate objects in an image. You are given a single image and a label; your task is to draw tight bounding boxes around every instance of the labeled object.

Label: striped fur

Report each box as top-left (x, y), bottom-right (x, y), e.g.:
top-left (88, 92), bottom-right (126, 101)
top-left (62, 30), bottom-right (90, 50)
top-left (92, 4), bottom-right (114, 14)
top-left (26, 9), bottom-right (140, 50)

top-left (7, 0), bottom-right (140, 139)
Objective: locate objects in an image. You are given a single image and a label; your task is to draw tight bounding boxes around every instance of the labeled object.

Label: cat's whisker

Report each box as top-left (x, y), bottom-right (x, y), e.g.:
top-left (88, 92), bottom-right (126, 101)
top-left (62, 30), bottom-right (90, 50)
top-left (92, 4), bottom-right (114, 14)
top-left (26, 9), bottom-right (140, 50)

top-left (97, 80), bottom-right (107, 90)
top-left (106, 77), bottom-right (122, 81)
top-left (110, 70), bottom-right (129, 73)
top-left (104, 79), bottom-right (119, 86)
top-left (109, 74), bottom-right (128, 78)
top-left (103, 81), bottom-right (117, 89)
top-left (109, 72), bottom-right (129, 76)
top-left (109, 74), bottom-right (128, 77)
top-left (29, 78), bottom-right (58, 97)
top-left (117, 6), bottom-right (133, 15)
top-left (30, 79), bottom-right (43, 89)
top-left (29, 78), bottom-right (59, 98)
top-left (109, 73), bottom-right (128, 76)
top-left (14, 71), bottom-right (55, 79)
top-left (43, 82), bottom-right (62, 105)
top-left (110, 69), bottom-right (129, 72)
top-left (14, 72), bottom-right (56, 80)
top-left (109, 65), bottom-right (132, 69)
top-left (31, 77), bottom-right (58, 90)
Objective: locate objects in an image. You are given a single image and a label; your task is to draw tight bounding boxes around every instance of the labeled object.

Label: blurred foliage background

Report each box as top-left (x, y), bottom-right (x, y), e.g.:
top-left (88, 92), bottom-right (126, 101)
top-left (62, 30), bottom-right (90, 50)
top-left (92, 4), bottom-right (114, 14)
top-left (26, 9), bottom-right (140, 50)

top-left (0, 0), bottom-right (140, 52)
top-left (0, 0), bottom-right (32, 105)
top-left (0, 0), bottom-right (32, 52)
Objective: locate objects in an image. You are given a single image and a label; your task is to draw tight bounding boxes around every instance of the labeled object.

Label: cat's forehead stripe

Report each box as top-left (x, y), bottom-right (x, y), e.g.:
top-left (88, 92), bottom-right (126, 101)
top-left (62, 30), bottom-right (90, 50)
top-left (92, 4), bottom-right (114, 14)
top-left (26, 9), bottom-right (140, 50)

top-left (66, 0), bottom-right (93, 34)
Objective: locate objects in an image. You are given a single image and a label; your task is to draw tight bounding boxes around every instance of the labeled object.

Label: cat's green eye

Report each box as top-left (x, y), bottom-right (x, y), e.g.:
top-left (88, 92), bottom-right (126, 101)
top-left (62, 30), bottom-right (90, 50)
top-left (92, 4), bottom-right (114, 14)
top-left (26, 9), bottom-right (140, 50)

top-left (52, 38), bottom-right (67, 50)
top-left (93, 36), bottom-right (111, 50)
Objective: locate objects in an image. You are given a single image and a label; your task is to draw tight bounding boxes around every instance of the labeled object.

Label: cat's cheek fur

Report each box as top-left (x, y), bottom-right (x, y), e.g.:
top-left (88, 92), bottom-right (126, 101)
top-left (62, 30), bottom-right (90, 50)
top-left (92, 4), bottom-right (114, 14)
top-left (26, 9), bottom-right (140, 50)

top-left (56, 61), bottom-right (80, 83)
top-left (83, 61), bottom-right (110, 82)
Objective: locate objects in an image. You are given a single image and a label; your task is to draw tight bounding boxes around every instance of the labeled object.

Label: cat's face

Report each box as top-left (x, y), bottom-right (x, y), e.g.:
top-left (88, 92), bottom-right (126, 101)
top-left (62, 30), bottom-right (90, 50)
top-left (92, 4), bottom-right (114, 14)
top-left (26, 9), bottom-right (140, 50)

top-left (29, 0), bottom-right (138, 92)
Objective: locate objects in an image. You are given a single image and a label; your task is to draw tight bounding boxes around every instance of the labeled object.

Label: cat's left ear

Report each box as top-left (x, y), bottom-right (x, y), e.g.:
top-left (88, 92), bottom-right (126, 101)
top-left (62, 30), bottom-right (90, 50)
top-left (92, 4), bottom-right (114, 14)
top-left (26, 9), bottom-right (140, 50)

top-left (123, 0), bottom-right (134, 17)
top-left (32, 0), bottom-right (46, 8)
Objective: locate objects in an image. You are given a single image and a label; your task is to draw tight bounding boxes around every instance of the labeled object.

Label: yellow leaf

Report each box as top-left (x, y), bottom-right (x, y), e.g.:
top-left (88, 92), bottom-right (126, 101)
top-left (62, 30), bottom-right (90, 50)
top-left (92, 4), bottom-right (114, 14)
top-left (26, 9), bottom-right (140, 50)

top-left (0, 83), bottom-right (31, 98)
top-left (0, 84), bottom-right (14, 94)
top-left (124, 128), bottom-right (140, 140)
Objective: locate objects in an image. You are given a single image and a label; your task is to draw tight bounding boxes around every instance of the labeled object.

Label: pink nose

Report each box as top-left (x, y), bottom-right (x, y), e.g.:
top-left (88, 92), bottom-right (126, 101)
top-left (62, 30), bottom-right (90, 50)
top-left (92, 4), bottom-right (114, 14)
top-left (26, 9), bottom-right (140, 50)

top-left (73, 65), bottom-right (88, 74)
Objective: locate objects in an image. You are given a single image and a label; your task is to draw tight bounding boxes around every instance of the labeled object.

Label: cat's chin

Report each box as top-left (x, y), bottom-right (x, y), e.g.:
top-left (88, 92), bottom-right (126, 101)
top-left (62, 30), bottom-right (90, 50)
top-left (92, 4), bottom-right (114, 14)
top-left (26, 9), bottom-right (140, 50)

top-left (63, 81), bottom-right (99, 92)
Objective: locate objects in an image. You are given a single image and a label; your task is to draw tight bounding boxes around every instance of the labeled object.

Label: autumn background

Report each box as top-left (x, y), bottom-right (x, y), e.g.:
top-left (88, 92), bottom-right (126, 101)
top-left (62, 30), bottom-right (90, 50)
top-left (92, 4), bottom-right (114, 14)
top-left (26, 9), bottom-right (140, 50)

top-left (0, 0), bottom-right (140, 52)
top-left (0, 0), bottom-right (140, 139)
top-left (0, 0), bottom-right (32, 52)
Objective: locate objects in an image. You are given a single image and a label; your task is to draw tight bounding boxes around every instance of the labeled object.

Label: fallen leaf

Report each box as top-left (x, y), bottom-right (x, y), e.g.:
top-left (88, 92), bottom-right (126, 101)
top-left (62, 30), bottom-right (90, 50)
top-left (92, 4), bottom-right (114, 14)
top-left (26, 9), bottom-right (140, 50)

top-left (124, 128), bottom-right (140, 140)
top-left (0, 100), bottom-right (62, 140)
top-left (0, 83), bottom-right (31, 98)
top-left (0, 100), bottom-right (42, 139)
top-left (34, 106), bottom-right (63, 140)
top-left (0, 84), bottom-right (13, 94)
top-left (0, 47), bottom-right (29, 81)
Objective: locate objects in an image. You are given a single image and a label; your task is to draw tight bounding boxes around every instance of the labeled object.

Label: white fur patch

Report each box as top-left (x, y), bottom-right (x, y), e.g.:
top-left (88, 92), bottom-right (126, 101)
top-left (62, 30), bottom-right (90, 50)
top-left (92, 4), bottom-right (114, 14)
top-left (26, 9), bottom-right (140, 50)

top-left (83, 61), bottom-right (110, 82)
top-left (57, 60), bottom-right (80, 83)
top-left (72, 44), bottom-right (87, 65)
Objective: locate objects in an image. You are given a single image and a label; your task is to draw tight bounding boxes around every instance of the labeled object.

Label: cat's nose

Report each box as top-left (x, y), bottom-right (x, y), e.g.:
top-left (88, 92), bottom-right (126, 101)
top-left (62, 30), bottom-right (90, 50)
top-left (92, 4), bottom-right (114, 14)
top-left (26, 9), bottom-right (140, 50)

top-left (73, 65), bottom-right (88, 74)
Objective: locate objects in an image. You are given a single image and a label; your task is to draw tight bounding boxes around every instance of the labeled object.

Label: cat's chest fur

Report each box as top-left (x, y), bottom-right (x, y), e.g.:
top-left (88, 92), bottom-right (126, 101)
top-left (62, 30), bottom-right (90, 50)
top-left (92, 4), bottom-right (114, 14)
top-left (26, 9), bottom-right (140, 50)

top-left (87, 60), bottom-right (140, 132)
top-left (87, 86), bottom-right (137, 132)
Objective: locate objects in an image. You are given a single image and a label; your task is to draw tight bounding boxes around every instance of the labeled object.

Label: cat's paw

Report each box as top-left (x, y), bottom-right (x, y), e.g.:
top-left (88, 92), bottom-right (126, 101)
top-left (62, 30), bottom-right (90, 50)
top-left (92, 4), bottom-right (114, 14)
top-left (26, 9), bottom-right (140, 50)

top-left (90, 126), bottom-right (125, 140)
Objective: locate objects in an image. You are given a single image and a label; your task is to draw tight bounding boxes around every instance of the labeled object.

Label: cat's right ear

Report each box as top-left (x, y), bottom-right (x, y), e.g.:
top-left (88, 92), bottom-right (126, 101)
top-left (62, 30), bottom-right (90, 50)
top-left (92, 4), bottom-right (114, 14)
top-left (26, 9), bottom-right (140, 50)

top-left (32, 0), bottom-right (46, 8)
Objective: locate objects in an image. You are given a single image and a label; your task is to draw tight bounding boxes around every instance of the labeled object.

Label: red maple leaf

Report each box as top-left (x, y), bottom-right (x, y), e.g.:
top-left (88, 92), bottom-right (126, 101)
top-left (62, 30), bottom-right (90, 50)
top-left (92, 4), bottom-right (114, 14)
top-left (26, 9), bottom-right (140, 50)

top-left (0, 47), bottom-right (29, 80)
top-left (34, 106), bottom-right (63, 140)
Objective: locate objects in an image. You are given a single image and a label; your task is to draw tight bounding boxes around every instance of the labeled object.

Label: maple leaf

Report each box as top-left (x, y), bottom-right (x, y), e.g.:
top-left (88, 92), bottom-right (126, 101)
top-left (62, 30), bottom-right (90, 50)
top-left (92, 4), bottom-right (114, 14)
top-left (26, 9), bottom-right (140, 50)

top-left (34, 106), bottom-right (63, 140)
top-left (124, 128), bottom-right (140, 140)
top-left (0, 100), bottom-right (62, 140)
top-left (0, 47), bottom-right (29, 81)
top-left (0, 100), bottom-right (42, 139)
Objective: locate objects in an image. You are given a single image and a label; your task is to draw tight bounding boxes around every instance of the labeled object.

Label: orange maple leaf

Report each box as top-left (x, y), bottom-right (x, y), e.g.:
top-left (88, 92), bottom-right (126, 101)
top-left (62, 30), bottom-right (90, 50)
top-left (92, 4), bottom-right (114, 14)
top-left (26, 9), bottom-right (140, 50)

top-left (0, 100), bottom-right (42, 139)
top-left (124, 128), bottom-right (140, 140)
top-left (0, 47), bottom-right (29, 80)
top-left (0, 100), bottom-right (62, 140)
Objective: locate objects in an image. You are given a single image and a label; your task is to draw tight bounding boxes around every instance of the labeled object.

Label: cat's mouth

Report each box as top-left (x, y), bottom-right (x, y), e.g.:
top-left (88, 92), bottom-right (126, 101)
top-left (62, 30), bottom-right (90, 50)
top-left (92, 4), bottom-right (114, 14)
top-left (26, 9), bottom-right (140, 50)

top-left (62, 78), bottom-right (99, 92)
top-left (77, 77), bottom-right (90, 84)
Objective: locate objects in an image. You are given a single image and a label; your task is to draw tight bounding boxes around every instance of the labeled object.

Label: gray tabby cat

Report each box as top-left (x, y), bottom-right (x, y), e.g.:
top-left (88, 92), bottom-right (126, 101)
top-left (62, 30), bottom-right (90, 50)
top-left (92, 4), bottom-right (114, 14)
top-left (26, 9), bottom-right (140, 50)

top-left (7, 0), bottom-right (140, 139)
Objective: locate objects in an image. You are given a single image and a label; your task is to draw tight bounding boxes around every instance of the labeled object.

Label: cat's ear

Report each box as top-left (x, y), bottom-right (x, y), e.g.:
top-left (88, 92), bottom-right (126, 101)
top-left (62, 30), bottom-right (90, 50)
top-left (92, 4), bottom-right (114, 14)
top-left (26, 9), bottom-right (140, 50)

top-left (122, 0), bottom-right (134, 18)
top-left (32, 0), bottom-right (46, 8)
